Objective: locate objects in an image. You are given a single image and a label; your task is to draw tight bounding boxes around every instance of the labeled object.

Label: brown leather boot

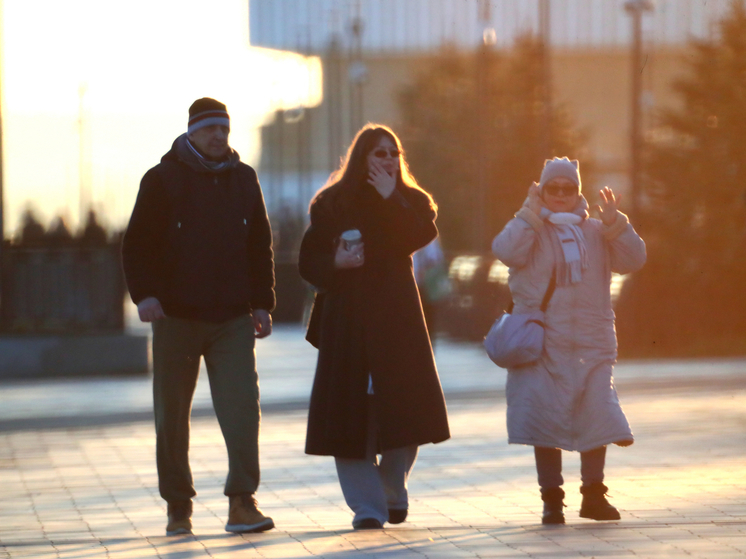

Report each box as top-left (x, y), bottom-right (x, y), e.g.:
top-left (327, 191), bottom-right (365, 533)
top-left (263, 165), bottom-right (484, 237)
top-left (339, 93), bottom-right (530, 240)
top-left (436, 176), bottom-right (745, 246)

top-left (225, 494), bottom-right (274, 533)
top-left (166, 500), bottom-right (193, 536)
top-left (579, 483), bottom-right (621, 521)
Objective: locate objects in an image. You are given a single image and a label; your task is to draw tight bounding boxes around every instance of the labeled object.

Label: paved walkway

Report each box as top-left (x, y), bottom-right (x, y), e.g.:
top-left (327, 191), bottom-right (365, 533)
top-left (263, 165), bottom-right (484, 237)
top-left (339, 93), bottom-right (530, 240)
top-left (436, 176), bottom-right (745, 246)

top-left (1, 325), bottom-right (746, 558)
top-left (1, 325), bottom-right (744, 427)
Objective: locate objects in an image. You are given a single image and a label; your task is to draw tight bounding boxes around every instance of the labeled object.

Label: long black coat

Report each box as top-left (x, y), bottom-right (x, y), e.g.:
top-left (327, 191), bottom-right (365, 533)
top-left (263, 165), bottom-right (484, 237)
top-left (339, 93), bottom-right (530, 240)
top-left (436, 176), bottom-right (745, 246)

top-left (299, 181), bottom-right (450, 459)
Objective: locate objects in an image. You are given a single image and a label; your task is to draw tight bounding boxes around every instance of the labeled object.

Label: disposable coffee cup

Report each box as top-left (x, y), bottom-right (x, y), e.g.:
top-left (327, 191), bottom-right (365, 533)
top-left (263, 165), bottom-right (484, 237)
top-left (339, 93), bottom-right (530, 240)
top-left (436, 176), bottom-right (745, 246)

top-left (340, 229), bottom-right (362, 250)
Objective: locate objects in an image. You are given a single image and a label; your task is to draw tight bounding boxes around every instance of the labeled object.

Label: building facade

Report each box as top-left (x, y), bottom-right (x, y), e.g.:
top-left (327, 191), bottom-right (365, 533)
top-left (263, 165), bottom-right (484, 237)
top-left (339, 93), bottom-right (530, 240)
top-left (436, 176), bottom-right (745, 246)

top-left (249, 0), bottom-right (732, 218)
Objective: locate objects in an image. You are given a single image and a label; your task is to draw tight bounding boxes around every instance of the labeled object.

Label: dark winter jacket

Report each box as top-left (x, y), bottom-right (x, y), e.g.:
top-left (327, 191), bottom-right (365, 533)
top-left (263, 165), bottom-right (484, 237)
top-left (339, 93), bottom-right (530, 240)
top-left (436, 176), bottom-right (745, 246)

top-left (299, 181), bottom-right (450, 459)
top-left (122, 134), bottom-right (275, 323)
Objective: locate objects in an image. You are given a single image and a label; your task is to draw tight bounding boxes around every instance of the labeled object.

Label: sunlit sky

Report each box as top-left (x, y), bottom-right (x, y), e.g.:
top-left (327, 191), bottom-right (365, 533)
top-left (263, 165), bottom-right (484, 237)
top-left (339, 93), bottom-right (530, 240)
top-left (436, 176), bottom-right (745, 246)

top-left (1, 0), bottom-right (321, 236)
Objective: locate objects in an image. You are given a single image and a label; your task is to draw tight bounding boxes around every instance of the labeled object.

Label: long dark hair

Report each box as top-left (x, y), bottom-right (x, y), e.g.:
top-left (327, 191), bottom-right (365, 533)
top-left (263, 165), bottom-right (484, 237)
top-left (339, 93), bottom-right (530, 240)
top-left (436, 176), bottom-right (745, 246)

top-left (310, 123), bottom-right (436, 213)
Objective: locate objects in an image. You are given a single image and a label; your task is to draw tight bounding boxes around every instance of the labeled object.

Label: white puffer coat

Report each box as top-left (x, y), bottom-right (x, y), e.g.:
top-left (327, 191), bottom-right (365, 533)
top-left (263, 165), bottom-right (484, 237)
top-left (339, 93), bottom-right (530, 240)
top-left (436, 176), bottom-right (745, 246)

top-left (492, 204), bottom-right (646, 452)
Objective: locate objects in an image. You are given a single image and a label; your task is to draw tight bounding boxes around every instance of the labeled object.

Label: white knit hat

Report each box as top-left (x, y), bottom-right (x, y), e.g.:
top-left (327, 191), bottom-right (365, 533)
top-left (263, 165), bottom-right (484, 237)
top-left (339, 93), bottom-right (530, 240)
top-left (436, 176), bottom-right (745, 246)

top-left (538, 157), bottom-right (581, 191)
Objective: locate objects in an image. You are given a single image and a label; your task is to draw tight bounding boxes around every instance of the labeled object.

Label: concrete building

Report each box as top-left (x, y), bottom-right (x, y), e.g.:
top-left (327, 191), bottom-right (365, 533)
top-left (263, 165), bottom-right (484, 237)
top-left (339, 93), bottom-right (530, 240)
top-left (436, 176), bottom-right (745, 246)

top-left (249, 0), bottom-right (733, 216)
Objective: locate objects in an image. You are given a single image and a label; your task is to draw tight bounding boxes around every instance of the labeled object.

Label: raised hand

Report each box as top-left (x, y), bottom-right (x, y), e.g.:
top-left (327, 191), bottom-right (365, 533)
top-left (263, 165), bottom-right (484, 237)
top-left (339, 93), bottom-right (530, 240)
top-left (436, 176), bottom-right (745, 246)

top-left (367, 159), bottom-right (396, 199)
top-left (595, 186), bottom-right (621, 226)
top-left (527, 182), bottom-right (542, 215)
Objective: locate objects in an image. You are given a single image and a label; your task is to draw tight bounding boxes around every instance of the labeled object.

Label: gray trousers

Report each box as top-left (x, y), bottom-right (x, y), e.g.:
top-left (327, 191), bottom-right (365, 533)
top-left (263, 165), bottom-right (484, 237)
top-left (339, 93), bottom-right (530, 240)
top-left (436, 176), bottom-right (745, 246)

top-left (152, 314), bottom-right (260, 503)
top-left (335, 397), bottom-right (418, 526)
top-left (534, 445), bottom-right (607, 489)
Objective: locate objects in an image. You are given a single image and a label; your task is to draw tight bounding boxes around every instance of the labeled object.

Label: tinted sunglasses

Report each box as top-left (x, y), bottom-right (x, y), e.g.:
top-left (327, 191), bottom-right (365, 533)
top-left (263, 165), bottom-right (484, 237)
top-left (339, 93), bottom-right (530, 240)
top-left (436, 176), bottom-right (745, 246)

top-left (544, 185), bottom-right (579, 197)
top-left (371, 148), bottom-right (401, 159)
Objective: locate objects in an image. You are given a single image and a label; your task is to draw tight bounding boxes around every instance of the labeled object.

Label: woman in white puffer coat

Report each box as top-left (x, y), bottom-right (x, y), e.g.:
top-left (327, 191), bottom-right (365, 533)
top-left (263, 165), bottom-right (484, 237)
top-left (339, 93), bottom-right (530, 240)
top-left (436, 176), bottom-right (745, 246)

top-left (492, 157), bottom-right (646, 525)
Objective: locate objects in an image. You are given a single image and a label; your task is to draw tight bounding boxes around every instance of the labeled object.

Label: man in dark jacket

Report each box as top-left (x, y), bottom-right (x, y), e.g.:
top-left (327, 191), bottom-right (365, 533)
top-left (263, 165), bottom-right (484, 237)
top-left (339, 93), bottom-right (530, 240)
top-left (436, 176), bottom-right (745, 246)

top-left (122, 98), bottom-right (275, 536)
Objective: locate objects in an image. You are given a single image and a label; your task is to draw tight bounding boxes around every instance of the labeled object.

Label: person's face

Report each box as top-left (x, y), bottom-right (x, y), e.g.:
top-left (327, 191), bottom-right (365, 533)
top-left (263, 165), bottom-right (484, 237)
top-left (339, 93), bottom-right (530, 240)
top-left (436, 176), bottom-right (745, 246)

top-left (541, 177), bottom-right (580, 213)
top-left (366, 136), bottom-right (400, 177)
top-left (188, 124), bottom-right (230, 160)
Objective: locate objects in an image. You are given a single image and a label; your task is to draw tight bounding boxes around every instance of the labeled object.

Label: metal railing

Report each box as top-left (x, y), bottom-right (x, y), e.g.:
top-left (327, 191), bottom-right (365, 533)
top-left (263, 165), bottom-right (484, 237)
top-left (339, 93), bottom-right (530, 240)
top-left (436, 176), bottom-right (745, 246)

top-left (0, 243), bottom-right (125, 333)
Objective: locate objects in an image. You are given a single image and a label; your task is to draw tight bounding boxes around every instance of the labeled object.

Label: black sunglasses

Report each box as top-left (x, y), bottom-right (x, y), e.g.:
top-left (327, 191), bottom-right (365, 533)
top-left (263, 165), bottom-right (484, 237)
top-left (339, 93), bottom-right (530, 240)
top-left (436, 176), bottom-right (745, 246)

top-left (371, 148), bottom-right (401, 159)
top-left (544, 185), bottom-right (579, 197)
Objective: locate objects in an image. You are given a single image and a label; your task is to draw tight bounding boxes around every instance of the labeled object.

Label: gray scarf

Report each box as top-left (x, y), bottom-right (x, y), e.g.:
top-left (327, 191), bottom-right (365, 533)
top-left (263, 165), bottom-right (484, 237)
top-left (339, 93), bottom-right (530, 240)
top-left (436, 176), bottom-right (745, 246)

top-left (171, 133), bottom-right (239, 173)
top-left (523, 195), bottom-right (590, 286)
top-left (185, 138), bottom-right (232, 171)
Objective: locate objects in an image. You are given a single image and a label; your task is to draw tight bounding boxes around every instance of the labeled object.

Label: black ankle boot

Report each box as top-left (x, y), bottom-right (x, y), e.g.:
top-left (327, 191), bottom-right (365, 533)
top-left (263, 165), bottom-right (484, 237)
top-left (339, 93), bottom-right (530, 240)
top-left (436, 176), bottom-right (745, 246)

top-left (579, 483), bottom-right (621, 521)
top-left (540, 487), bottom-right (565, 524)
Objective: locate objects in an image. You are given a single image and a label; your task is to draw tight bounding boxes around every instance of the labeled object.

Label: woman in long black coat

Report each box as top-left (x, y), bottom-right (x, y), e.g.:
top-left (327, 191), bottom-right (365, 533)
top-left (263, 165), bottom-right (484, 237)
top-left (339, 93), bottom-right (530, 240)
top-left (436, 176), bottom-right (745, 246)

top-left (299, 124), bottom-right (450, 530)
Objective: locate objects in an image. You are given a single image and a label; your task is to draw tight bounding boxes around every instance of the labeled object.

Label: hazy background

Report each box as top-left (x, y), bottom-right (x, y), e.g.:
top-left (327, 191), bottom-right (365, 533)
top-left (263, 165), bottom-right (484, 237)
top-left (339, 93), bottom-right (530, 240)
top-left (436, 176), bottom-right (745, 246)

top-left (1, 0), bottom-right (322, 234)
top-left (1, 0), bottom-right (744, 357)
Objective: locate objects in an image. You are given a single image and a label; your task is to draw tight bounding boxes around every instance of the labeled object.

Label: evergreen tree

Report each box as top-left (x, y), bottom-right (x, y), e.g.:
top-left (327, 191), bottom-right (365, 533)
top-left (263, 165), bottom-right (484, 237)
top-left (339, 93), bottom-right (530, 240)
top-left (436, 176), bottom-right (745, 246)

top-left (616, 0), bottom-right (746, 356)
top-left (397, 36), bottom-right (590, 252)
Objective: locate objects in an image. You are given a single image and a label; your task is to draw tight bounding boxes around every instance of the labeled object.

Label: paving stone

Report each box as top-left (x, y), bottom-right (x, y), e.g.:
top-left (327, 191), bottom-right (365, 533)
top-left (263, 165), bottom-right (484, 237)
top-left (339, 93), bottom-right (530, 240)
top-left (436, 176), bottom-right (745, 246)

top-left (2, 338), bottom-right (746, 557)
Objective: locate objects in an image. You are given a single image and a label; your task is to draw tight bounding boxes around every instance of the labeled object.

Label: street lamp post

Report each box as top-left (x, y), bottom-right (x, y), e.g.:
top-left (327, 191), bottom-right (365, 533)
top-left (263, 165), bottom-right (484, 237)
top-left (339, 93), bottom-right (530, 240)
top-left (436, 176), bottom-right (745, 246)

top-left (625, 0), bottom-right (653, 221)
top-left (0, 0), bottom-right (5, 308)
top-left (78, 82), bottom-right (90, 227)
top-left (326, 32), bottom-right (342, 173)
top-left (539, 0), bottom-right (552, 157)
top-left (476, 0), bottom-right (496, 252)
top-left (624, 0), bottom-right (653, 335)
top-left (348, 9), bottom-right (366, 137)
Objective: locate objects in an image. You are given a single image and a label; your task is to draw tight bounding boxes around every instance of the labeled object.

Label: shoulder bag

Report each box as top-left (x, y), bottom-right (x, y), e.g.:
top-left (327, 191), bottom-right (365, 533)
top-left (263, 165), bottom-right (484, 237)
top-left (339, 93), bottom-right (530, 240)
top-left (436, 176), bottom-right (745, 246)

top-left (483, 272), bottom-right (556, 369)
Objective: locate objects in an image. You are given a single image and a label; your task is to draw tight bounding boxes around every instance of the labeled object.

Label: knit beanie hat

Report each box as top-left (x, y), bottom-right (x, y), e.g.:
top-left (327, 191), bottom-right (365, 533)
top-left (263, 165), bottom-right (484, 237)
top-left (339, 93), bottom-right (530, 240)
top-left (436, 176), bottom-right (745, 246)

top-left (538, 157), bottom-right (581, 191)
top-left (188, 98), bottom-right (230, 135)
